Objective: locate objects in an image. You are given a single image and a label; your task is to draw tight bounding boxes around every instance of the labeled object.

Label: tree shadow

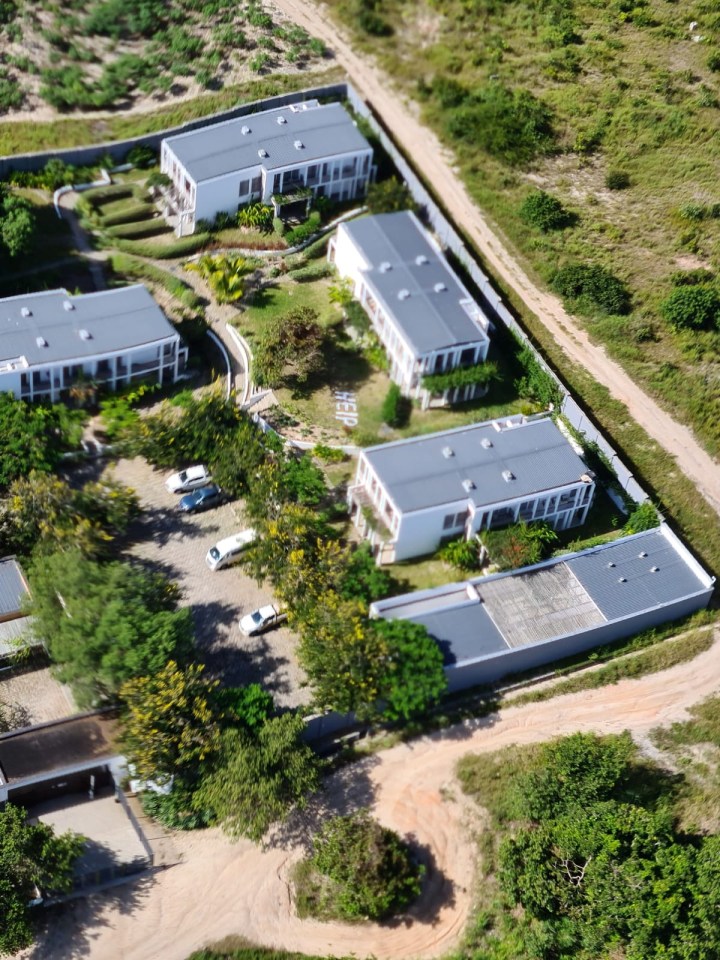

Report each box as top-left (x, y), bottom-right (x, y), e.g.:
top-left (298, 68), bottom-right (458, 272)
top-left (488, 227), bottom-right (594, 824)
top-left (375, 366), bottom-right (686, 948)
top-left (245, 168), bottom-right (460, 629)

top-left (382, 832), bottom-right (456, 929)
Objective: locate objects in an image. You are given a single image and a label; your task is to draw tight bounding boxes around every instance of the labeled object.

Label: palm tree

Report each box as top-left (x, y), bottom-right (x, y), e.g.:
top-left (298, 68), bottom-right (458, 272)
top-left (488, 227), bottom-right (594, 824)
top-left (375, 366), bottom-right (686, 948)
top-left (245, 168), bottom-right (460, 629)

top-left (186, 254), bottom-right (252, 305)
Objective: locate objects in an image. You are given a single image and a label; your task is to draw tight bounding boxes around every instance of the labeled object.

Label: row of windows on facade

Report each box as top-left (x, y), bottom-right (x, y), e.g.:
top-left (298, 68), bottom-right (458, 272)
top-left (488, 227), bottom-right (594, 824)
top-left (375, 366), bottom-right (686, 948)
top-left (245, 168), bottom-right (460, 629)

top-left (236, 156), bottom-right (372, 198)
top-left (441, 485), bottom-right (593, 531)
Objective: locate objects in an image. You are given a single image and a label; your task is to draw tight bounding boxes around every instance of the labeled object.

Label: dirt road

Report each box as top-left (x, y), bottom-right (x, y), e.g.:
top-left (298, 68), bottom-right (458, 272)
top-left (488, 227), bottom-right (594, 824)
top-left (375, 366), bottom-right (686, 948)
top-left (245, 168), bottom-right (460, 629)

top-left (267, 0), bottom-right (720, 518)
top-left (29, 631), bottom-right (720, 960)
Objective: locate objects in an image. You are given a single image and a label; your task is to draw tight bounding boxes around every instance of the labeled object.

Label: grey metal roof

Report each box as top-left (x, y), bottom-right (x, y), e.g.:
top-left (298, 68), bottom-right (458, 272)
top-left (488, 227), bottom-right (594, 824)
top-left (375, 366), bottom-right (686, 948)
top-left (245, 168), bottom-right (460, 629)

top-left (0, 616), bottom-right (37, 660)
top-left (341, 211), bottom-right (490, 356)
top-left (164, 100), bottom-right (371, 183)
top-left (0, 285), bottom-right (178, 368)
top-left (406, 601), bottom-right (509, 666)
top-left (364, 415), bottom-right (590, 513)
top-left (0, 558), bottom-right (29, 617)
top-left (569, 528), bottom-right (709, 619)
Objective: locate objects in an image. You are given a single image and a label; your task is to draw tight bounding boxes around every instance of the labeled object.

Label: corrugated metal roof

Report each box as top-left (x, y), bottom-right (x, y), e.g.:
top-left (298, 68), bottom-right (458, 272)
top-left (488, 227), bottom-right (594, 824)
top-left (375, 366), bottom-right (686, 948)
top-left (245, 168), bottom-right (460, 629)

top-left (0, 286), bottom-right (178, 368)
top-left (340, 212), bottom-right (490, 356)
top-left (165, 100), bottom-right (371, 183)
top-left (364, 415), bottom-right (589, 513)
top-left (0, 558), bottom-right (29, 617)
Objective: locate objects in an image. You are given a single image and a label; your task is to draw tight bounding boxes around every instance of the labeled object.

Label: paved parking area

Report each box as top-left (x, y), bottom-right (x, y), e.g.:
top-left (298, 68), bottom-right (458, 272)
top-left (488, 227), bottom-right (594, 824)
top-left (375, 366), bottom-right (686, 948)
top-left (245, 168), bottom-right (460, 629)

top-left (110, 458), bottom-right (311, 709)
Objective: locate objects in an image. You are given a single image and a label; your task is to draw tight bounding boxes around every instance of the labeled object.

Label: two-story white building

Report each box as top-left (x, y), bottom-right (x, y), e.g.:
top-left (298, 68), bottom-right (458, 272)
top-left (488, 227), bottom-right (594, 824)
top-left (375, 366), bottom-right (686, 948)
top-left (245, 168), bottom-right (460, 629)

top-left (348, 414), bottom-right (595, 563)
top-left (0, 285), bottom-right (188, 403)
top-left (160, 99), bottom-right (374, 235)
top-left (329, 211), bottom-right (492, 408)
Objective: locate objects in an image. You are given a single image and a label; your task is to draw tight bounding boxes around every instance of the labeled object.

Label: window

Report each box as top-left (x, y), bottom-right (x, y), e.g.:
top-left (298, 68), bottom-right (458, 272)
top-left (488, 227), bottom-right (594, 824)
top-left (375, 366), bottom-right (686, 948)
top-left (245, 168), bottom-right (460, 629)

top-left (443, 513), bottom-right (456, 530)
top-left (322, 162), bottom-right (330, 179)
top-left (362, 155), bottom-right (370, 174)
top-left (184, 178), bottom-right (191, 193)
top-left (460, 347), bottom-right (476, 366)
top-left (272, 173), bottom-right (281, 192)
top-left (251, 175), bottom-right (262, 194)
top-left (443, 511), bottom-right (468, 530)
top-left (582, 484), bottom-right (593, 504)
top-left (434, 354), bottom-right (446, 373)
top-left (238, 179), bottom-right (250, 196)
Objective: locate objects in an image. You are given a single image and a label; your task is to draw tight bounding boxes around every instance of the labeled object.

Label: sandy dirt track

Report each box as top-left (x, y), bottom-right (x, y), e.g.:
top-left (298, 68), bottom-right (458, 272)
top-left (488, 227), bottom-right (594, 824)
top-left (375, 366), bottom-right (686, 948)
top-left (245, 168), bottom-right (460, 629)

top-left (28, 631), bottom-right (720, 960)
top-left (267, 0), bottom-right (720, 518)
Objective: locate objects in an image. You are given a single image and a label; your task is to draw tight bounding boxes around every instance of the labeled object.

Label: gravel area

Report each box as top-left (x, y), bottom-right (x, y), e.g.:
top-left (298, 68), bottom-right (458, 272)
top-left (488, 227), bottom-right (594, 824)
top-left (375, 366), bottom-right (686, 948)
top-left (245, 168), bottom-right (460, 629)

top-left (0, 666), bottom-right (76, 727)
top-left (109, 458), bottom-right (311, 709)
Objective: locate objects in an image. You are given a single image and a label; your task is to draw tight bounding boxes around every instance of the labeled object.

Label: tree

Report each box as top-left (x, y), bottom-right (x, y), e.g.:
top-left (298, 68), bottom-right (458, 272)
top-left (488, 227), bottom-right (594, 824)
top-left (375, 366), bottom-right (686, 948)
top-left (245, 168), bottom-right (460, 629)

top-left (338, 542), bottom-right (395, 604)
top-left (297, 810), bottom-right (424, 921)
top-left (0, 803), bottom-right (84, 955)
top-left (0, 394), bottom-right (81, 492)
top-left (0, 185), bottom-right (35, 259)
top-left (366, 176), bottom-right (417, 215)
top-left (119, 662), bottom-right (222, 784)
top-left (280, 453), bottom-right (328, 506)
top-left (253, 306), bottom-right (326, 387)
top-left (660, 284), bottom-right (720, 331)
top-left (519, 189), bottom-right (571, 232)
top-left (185, 254), bottom-right (253, 304)
top-left (370, 619), bottom-right (447, 721)
top-left (29, 550), bottom-right (195, 706)
top-left (624, 500), bottom-right (659, 534)
top-left (193, 714), bottom-right (322, 842)
top-left (381, 382), bottom-right (410, 427)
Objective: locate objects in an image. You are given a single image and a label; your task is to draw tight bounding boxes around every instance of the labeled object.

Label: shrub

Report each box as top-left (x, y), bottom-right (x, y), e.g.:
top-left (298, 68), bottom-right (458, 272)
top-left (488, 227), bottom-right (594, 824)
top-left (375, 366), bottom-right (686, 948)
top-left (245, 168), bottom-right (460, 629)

top-left (519, 190), bottom-right (571, 232)
top-left (272, 216), bottom-right (285, 237)
top-left (669, 268), bottom-right (715, 287)
top-left (623, 500), bottom-right (659, 534)
top-left (366, 176), bottom-right (418, 215)
top-left (295, 811), bottom-right (423, 921)
top-left (125, 144), bottom-right (157, 168)
top-left (105, 220), bottom-right (169, 240)
top-left (483, 521), bottom-right (558, 571)
top-left (422, 360), bottom-right (499, 394)
top-left (439, 538), bottom-right (482, 571)
top-left (286, 262), bottom-right (333, 282)
top-left (312, 443), bottom-right (346, 463)
top-left (381, 383), bottom-right (410, 428)
top-left (660, 284), bottom-right (720, 330)
top-left (113, 233), bottom-right (212, 258)
top-left (284, 210), bottom-right (321, 246)
top-left (99, 203), bottom-right (155, 227)
top-left (707, 51), bottom-right (720, 72)
top-left (108, 253), bottom-right (202, 310)
top-left (605, 169), bottom-right (631, 190)
top-left (551, 263), bottom-right (631, 315)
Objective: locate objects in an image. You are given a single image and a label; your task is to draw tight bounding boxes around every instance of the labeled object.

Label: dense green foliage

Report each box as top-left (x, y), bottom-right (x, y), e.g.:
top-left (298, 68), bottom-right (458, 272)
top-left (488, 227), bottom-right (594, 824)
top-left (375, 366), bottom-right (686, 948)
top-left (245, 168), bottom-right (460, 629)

top-left (253, 306), bottom-right (327, 387)
top-left (551, 263), bottom-right (631, 315)
top-left (422, 360), bottom-right (499, 394)
top-left (0, 804), bottom-right (84, 955)
top-left (0, 394), bottom-right (83, 491)
top-left (438, 537), bottom-right (482, 571)
top-left (365, 176), bottom-right (418, 214)
top-left (380, 382), bottom-right (410, 427)
top-left (482, 521), bottom-right (558, 571)
top-left (623, 500), bottom-right (659, 534)
top-left (0, 184), bottom-right (35, 259)
top-left (660, 284), bottom-right (720, 331)
top-left (29, 550), bottom-right (195, 706)
top-left (295, 810), bottom-right (423, 921)
top-left (519, 190), bottom-right (571, 232)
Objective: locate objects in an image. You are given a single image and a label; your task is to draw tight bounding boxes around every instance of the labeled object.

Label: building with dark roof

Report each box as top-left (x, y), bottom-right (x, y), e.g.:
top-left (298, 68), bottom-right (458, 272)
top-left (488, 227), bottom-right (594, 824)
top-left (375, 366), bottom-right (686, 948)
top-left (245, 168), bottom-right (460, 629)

top-left (160, 98), bottom-right (374, 235)
top-left (330, 211), bottom-right (492, 407)
top-left (0, 285), bottom-right (188, 403)
top-left (371, 524), bottom-right (715, 691)
top-left (349, 413), bottom-right (595, 563)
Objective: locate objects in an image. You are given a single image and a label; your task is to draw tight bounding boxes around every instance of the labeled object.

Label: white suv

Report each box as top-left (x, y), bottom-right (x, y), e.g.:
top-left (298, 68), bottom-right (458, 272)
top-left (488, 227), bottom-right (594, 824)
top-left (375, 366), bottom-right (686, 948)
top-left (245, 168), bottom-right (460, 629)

top-left (165, 464), bottom-right (212, 493)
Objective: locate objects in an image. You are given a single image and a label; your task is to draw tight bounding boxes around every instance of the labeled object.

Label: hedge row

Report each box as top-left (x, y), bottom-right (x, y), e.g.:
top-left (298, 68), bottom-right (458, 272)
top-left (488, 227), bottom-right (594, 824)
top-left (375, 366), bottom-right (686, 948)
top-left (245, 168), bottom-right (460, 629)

top-left (112, 233), bottom-right (212, 259)
top-left (105, 220), bottom-right (169, 240)
top-left (287, 262), bottom-right (334, 282)
top-left (109, 253), bottom-right (202, 311)
top-left (98, 202), bottom-right (155, 228)
top-left (82, 184), bottom-right (137, 207)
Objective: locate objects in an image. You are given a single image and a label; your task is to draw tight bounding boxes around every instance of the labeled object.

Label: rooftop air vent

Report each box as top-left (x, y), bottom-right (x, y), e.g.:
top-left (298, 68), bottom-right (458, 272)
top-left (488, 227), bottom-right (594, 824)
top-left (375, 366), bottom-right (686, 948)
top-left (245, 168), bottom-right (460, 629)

top-left (639, 551), bottom-right (648, 558)
top-left (21, 307), bottom-right (31, 318)
top-left (618, 577), bottom-right (627, 583)
top-left (502, 469), bottom-right (515, 482)
top-left (462, 478), bottom-right (476, 492)
top-left (398, 289), bottom-right (410, 301)
top-left (481, 437), bottom-right (493, 449)
top-left (276, 115), bottom-right (287, 125)
top-left (79, 329), bottom-right (92, 341)
top-left (434, 282), bottom-right (447, 293)
top-left (442, 446), bottom-right (454, 459)
top-left (607, 561), bottom-right (616, 568)
top-left (63, 300), bottom-right (74, 311)
top-left (35, 336), bottom-right (47, 348)
top-left (415, 254), bottom-right (428, 266)
top-left (258, 148), bottom-right (268, 158)
top-left (241, 125), bottom-right (251, 135)
top-left (379, 262), bottom-right (392, 273)
top-left (294, 140), bottom-right (305, 150)
top-left (651, 566), bottom-right (660, 573)
top-left (581, 473), bottom-right (593, 483)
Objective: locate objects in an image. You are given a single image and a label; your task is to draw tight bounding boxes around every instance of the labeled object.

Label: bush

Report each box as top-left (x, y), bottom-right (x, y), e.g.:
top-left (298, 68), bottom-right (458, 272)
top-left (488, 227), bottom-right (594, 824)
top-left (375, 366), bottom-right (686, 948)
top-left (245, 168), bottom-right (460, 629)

top-left (660, 284), bottom-right (720, 330)
top-left (295, 811), bottom-right (423, 921)
top-left (519, 189), bottom-right (571, 231)
top-left (284, 210), bottom-right (321, 246)
top-left (113, 233), bottom-right (212, 258)
top-left (707, 51), bottom-right (720, 72)
top-left (623, 501), bottom-right (659, 534)
top-left (312, 443), bottom-right (346, 464)
top-left (551, 263), bottom-right (631, 315)
top-left (381, 383), bottom-right (410, 428)
top-left (105, 219), bottom-right (169, 239)
top-left (125, 144), bottom-right (157, 168)
top-left (286, 262), bottom-right (333, 282)
top-left (438, 538), bottom-right (482, 571)
top-left (272, 216), bottom-right (285, 237)
top-left (98, 202), bottom-right (154, 227)
top-left (483, 521), bottom-right (558, 571)
top-left (108, 253), bottom-right (202, 311)
top-left (605, 169), bottom-right (631, 190)
top-left (366, 176), bottom-right (418, 215)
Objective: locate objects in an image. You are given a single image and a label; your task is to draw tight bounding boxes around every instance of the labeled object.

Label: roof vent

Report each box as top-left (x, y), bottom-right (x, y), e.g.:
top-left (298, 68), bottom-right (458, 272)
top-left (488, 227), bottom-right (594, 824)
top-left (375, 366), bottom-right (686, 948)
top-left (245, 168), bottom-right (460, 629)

top-left (258, 148), bottom-right (268, 158)
top-left (63, 300), bottom-right (74, 311)
top-left (651, 565), bottom-right (660, 573)
top-left (462, 478), bottom-right (476, 492)
top-left (79, 328), bottom-right (92, 341)
top-left (241, 125), bottom-right (251, 135)
top-left (398, 289), bottom-right (410, 301)
top-left (581, 473), bottom-right (593, 483)
top-left (639, 551), bottom-right (648, 558)
top-left (294, 139), bottom-right (305, 150)
top-left (276, 115), bottom-right (287, 125)
top-left (481, 437), bottom-right (493, 449)
top-left (618, 577), bottom-right (627, 583)
top-left (442, 446), bottom-right (454, 459)
top-left (415, 254), bottom-right (429, 266)
top-left (21, 307), bottom-right (31, 318)
top-left (434, 282), bottom-right (447, 293)
top-left (36, 336), bottom-right (47, 348)
top-left (607, 561), bottom-right (615, 568)
top-left (502, 469), bottom-right (515, 482)
top-left (379, 262), bottom-right (392, 273)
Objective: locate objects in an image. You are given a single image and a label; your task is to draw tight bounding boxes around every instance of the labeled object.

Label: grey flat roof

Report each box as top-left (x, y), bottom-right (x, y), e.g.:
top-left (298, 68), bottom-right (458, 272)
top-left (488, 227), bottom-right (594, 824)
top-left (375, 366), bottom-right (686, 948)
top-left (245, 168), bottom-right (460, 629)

top-left (164, 100), bottom-right (371, 183)
top-left (341, 211), bottom-right (490, 356)
top-left (0, 285), bottom-right (177, 368)
top-left (373, 526), bottom-right (714, 669)
top-left (364, 415), bottom-right (590, 513)
top-left (0, 557), bottom-right (28, 618)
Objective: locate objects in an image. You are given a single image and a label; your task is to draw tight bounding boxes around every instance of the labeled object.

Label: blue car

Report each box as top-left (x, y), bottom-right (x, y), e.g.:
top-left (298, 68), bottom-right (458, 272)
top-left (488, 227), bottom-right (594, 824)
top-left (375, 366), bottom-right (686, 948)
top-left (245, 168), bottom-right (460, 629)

top-left (178, 484), bottom-right (225, 514)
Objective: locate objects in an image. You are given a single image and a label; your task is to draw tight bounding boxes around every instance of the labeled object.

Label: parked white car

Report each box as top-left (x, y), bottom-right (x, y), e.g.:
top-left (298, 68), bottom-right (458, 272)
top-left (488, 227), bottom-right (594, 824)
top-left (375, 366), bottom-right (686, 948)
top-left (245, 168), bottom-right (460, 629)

top-left (239, 604), bottom-right (286, 636)
top-left (206, 529), bottom-right (257, 571)
top-left (165, 464), bottom-right (212, 493)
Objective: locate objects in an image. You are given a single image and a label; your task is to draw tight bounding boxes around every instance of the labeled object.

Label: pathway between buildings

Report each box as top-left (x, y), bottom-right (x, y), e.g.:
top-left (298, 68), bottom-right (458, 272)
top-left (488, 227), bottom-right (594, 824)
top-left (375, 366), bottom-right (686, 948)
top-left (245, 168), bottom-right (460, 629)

top-left (56, 191), bottom-right (108, 292)
top-left (26, 630), bottom-right (720, 960)
top-left (268, 0), bottom-right (720, 518)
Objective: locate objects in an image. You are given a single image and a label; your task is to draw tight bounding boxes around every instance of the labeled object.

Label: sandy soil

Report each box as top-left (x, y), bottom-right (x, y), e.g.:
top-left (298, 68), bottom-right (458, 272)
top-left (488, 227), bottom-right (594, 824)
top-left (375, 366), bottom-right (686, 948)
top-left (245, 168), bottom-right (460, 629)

top-left (267, 0), bottom-right (720, 519)
top-left (26, 630), bottom-right (720, 960)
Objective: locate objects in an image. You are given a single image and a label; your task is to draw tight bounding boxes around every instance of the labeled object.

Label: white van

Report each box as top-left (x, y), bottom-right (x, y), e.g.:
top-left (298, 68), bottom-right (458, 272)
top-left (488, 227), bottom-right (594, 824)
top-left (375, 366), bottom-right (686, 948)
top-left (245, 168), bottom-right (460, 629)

top-left (205, 529), bottom-right (257, 571)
